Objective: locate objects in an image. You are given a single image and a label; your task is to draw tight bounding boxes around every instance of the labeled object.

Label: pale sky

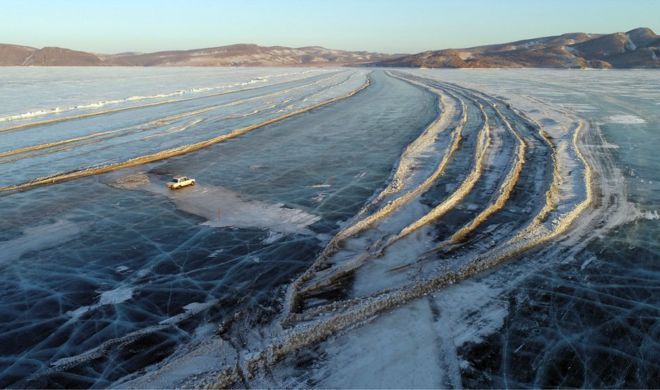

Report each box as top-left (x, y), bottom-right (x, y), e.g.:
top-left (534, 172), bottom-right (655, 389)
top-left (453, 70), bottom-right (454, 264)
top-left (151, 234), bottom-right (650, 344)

top-left (2, 0), bottom-right (659, 54)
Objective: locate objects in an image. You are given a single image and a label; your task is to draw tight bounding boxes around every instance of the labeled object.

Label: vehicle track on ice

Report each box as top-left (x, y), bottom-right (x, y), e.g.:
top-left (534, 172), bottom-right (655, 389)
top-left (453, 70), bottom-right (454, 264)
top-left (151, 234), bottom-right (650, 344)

top-left (201, 71), bottom-right (597, 389)
top-left (0, 73), bottom-right (371, 193)
top-left (0, 72), bottom-right (353, 162)
top-left (284, 72), bottom-right (554, 313)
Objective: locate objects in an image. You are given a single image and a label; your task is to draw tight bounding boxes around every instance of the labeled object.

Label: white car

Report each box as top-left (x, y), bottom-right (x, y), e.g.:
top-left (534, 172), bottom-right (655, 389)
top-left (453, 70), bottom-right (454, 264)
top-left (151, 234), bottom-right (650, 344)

top-left (167, 176), bottom-right (196, 190)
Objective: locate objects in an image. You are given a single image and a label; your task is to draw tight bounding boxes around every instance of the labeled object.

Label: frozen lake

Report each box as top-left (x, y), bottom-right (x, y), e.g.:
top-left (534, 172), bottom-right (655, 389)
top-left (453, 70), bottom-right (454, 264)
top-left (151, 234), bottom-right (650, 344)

top-left (0, 67), bottom-right (657, 388)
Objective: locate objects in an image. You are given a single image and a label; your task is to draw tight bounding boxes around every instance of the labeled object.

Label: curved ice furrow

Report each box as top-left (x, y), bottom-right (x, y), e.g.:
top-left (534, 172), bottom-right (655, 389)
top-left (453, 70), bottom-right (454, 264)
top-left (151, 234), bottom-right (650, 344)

top-left (238, 162), bottom-right (590, 378)
top-left (0, 72), bottom-right (364, 185)
top-left (437, 82), bottom-right (560, 246)
top-left (324, 90), bottom-right (465, 251)
top-left (459, 121), bottom-right (593, 273)
top-left (214, 138), bottom-right (593, 386)
top-left (288, 77), bottom-right (507, 310)
top-left (289, 79), bottom-right (497, 313)
top-left (0, 75), bottom-right (371, 193)
top-left (296, 82), bottom-right (502, 299)
top-left (363, 74), bottom-right (456, 209)
top-left (376, 117), bottom-right (588, 309)
top-left (507, 115), bottom-right (562, 243)
top-left (0, 71), bottom-right (344, 134)
top-left (447, 103), bottom-right (526, 243)
top-left (281, 84), bottom-right (467, 319)
top-left (208, 90), bottom-right (598, 389)
top-left (0, 70), bottom-right (324, 124)
top-left (0, 71), bottom-right (355, 160)
top-left (0, 74), bottom-right (355, 170)
top-left (325, 89), bottom-right (466, 245)
top-left (426, 83), bottom-right (558, 254)
top-left (381, 99), bottom-right (491, 249)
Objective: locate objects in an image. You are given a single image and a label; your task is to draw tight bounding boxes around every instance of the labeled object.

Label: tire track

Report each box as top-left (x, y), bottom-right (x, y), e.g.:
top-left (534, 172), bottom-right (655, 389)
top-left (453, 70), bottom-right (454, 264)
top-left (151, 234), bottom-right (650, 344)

top-left (0, 74), bottom-right (371, 194)
top-left (295, 78), bottom-right (511, 301)
top-left (0, 72), bottom-right (354, 160)
top-left (284, 74), bottom-right (575, 327)
top-left (0, 71), bottom-right (343, 134)
top-left (212, 114), bottom-right (595, 388)
top-left (381, 99), bottom-right (491, 248)
top-left (282, 81), bottom-right (467, 319)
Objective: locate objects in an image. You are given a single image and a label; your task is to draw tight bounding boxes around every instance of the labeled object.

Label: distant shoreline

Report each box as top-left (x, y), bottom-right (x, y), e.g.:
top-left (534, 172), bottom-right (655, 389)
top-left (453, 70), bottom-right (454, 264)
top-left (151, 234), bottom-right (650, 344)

top-left (1, 27), bottom-right (657, 68)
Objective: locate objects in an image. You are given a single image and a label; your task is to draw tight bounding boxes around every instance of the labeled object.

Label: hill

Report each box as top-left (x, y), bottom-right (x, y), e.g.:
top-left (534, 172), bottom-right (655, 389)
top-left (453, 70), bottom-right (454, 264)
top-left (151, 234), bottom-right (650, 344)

top-left (373, 28), bottom-right (659, 68)
top-left (0, 43), bottom-right (397, 67)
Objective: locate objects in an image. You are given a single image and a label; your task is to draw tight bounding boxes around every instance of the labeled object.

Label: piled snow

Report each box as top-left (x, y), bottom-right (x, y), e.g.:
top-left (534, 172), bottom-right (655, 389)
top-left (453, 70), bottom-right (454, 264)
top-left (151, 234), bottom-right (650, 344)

top-left (159, 300), bottom-right (218, 325)
top-left (639, 209), bottom-right (659, 220)
top-left (190, 188), bottom-right (320, 234)
top-left (605, 114), bottom-right (646, 124)
top-left (67, 287), bottom-right (134, 320)
top-left (99, 286), bottom-right (134, 305)
top-left (263, 231), bottom-right (285, 244)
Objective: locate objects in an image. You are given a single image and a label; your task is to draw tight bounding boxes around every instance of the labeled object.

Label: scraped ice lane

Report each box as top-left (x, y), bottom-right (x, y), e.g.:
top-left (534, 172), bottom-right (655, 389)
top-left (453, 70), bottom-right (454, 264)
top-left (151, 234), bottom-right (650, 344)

top-left (0, 70), bottom-right (369, 187)
top-left (0, 68), bottom-right (331, 131)
top-left (287, 73), bottom-right (558, 309)
top-left (0, 70), bottom-right (439, 387)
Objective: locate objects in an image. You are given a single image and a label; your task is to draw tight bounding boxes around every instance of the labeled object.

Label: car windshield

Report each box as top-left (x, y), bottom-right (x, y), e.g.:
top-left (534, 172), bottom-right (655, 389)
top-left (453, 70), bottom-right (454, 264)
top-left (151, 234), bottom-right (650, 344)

top-left (171, 179), bottom-right (179, 183)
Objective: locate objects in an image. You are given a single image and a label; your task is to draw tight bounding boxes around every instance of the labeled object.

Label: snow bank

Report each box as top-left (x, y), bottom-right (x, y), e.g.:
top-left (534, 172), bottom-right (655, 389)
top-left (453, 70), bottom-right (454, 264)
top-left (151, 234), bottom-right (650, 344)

top-left (605, 114), bottom-right (646, 124)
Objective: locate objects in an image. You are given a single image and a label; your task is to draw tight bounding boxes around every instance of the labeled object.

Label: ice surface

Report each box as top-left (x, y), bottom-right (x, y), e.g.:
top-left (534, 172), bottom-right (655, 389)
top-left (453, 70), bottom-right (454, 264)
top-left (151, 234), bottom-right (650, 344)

top-left (0, 68), bottom-right (658, 388)
top-left (0, 69), bottom-right (440, 387)
top-left (0, 68), bottom-right (329, 124)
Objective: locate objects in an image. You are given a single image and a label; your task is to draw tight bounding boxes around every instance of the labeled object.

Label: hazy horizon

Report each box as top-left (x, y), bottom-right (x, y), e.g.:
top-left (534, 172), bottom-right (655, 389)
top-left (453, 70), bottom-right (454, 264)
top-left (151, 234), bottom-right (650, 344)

top-left (3, 0), bottom-right (659, 54)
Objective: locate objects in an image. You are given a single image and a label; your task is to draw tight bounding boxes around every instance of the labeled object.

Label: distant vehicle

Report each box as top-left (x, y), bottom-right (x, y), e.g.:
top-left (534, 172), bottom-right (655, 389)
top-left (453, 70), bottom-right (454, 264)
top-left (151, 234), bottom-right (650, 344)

top-left (167, 176), bottom-right (196, 190)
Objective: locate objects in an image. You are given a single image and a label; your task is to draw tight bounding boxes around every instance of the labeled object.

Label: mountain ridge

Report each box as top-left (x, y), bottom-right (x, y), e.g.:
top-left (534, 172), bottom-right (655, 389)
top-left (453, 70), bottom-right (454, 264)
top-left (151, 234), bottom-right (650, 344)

top-left (0, 43), bottom-right (398, 67)
top-left (373, 27), bottom-right (659, 68)
top-left (1, 27), bottom-right (657, 68)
